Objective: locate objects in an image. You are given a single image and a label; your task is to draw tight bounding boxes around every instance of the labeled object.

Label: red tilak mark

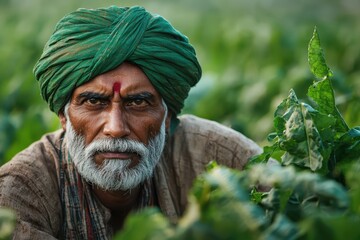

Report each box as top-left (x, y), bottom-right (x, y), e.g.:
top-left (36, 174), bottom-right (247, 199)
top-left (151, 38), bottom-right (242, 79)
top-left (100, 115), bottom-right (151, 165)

top-left (113, 82), bottom-right (121, 93)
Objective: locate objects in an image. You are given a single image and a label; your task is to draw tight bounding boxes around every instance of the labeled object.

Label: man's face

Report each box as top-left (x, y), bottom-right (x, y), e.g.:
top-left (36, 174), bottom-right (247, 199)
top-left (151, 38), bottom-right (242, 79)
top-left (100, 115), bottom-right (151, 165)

top-left (59, 62), bottom-right (171, 190)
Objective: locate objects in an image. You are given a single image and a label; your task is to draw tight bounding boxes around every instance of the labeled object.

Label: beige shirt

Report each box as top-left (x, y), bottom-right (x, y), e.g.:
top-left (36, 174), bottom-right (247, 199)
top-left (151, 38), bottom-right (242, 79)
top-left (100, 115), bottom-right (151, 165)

top-left (0, 115), bottom-right (261, 239)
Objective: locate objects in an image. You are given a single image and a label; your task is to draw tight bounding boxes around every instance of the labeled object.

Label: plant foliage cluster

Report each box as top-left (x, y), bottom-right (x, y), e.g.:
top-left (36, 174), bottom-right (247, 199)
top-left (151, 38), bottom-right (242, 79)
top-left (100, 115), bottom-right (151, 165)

top-left (113, 28), bottom-right (360, 239)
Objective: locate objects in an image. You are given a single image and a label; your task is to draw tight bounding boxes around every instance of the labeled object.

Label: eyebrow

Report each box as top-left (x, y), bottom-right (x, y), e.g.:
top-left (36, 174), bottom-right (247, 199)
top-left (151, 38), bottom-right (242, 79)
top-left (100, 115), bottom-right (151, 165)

top-left (76, 91), bottom-right (155, 102)
top-left (77, 92), bottom-right (110, 101)
top-left (123, 92), bottom-right (154, 101)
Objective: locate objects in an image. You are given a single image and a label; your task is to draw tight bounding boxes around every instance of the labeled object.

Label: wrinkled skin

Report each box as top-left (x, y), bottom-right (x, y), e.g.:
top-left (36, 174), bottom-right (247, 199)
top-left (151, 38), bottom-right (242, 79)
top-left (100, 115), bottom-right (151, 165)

top-left (59, 62), bottom-right (172, 230)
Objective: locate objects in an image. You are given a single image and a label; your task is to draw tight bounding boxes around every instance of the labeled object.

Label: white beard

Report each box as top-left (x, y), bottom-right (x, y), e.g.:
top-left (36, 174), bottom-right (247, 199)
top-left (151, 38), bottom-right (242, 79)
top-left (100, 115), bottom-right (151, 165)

top-left (64, 106), bottom-right (167, 191)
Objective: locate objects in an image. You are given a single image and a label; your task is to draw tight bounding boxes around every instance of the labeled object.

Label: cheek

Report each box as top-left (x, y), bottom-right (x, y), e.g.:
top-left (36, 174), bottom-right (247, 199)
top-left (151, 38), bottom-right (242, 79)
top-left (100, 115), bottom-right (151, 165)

top-left (144, 114), bottom-right (165, 139)
top-left (69, 110), bottom-right (104, 144)
top-left (147, 123), bottom-right (160, 139)
top-left (127, 113), bottom-right (164, 143)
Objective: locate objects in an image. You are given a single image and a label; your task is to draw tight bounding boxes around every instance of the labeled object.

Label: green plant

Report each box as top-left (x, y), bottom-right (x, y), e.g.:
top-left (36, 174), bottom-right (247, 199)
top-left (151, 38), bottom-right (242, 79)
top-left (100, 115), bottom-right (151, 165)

top-left (114, 27), bottom-right (360, 240)
top-left (249, 27), bottom-right (360, 178)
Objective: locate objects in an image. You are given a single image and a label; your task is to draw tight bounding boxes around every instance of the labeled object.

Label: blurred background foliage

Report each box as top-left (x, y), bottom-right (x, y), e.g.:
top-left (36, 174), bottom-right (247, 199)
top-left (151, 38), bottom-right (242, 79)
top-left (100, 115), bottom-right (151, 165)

top-left (0, 0), bottom-right (359, 164)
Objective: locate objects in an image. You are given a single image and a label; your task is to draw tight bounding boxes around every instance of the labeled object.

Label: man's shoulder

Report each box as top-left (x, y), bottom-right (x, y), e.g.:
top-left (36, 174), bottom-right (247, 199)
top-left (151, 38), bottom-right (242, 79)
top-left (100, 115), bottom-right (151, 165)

top-left (157, 115), bottom-right (262, 213)
top-left (177, 114), bottom-right (239, 133)
top-left (169, 114), bottom-right (261, 169)
top-left (0, 129), bottom-right (64, 178)
top-left (0, 130), bottom-right (63, 237)
top-left (176, 114), bottom-right (261, 152)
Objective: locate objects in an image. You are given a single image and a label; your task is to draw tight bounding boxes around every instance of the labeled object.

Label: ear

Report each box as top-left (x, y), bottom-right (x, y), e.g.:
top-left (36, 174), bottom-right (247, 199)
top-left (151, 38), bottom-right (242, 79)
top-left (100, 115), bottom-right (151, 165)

top-left (165, 111), bottom-right (173, 131)
top-left (58, 111), bottom-right (67, 130)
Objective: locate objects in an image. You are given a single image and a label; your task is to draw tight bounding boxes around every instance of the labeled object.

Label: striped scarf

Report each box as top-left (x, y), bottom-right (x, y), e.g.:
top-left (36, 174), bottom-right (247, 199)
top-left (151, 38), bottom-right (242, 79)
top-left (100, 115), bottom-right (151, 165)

top-left (59, 137), bottom-right (155, 239)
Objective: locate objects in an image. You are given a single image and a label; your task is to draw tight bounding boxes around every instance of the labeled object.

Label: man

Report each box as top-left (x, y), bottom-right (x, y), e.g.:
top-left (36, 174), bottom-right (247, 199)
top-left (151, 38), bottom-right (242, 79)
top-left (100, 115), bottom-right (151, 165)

top-left (0, 6), bottom-right (261, 239)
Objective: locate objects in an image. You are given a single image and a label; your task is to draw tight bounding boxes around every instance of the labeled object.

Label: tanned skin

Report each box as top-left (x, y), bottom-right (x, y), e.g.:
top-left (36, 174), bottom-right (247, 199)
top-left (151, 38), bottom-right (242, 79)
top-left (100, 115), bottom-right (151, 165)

top-left (59, 62), bottom-right (171, 231)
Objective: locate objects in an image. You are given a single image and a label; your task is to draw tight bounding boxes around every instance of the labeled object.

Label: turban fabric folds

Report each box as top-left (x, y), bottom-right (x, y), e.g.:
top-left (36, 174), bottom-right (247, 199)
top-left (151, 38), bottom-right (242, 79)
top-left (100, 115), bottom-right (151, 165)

top-left (34, 6), bottom-right (202, 119)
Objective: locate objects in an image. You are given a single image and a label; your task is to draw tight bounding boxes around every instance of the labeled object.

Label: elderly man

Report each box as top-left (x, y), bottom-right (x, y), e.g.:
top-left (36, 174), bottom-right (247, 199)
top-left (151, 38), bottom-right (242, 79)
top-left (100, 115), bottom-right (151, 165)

top-left (0, 5), bottom-right (261, 239)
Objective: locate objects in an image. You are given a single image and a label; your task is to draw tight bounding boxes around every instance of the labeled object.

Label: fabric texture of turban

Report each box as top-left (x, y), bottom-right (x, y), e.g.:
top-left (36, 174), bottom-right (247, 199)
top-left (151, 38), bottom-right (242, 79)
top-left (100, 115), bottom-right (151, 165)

top-left (34, 5), bottom-right (202, 121)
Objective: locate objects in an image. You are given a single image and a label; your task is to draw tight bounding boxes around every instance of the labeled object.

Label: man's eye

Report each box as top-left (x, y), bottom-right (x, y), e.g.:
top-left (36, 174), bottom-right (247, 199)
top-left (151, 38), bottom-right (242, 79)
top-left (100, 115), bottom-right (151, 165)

top-left (126, 99), bottom-right (147, 107)
top-left (86, 98), bottom-right (105, 105)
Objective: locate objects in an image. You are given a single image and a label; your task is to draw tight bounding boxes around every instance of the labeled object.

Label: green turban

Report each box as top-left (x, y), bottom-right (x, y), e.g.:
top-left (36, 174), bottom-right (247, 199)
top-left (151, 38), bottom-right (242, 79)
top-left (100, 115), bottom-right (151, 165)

top-left (34, 5), bottom-right (201, 117)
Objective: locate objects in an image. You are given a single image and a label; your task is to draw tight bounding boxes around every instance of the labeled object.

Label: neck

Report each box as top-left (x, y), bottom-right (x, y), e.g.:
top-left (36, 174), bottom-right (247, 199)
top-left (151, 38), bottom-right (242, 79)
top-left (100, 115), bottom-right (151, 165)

top-left (93, 185), bottom-right (141, 210)
top-left (93, 185), bottom-right (141, 231)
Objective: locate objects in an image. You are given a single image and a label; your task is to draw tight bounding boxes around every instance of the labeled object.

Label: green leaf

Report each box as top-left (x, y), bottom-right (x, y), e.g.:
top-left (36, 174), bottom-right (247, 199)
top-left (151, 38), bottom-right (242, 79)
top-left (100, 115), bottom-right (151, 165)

top-left (267, 132), bottom-right (278, 142)
top-left (250, 187), bottom-right (265, 204)
top-left (309, 105), bottom-right (336, 144)
top-left (289, 173), bottom-right (349, 218)
top-left (308, 27), bottom-right (333, 80)
top-left (187, 166), bottom-right (268, 239)
top-left (247, 164), bottom-right (349, 224)
top-left (313, 181), bottom-right (349, 210)
top-left (274, 89), bottom-right (299, 118)
top-left (308, 79), bottom-right (335, 116)
top-left (280, 101), bottom-right (326, 172)
top-left (257, 84), bottom-right (339, 173)
top-left (192, 167), bottom-right (250, 203)
top-left (307, 78), bottom-right (349, 133)
top-left (247, 145), bottom-right (279, 167)
top-left (335, 127), bottom-right (360, 162)
top-left (113, 208), bottom-right (174, 240)
top-left (262, 215), bottom-right (299, 240)
top-left (262, 188), bottom-right (293, 214)
top-left (205, 160), bottom-right (218, 171)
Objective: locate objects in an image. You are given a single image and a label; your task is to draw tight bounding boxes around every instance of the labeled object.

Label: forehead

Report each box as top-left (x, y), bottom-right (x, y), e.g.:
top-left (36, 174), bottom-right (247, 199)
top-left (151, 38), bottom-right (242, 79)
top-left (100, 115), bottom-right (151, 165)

top-left (72, 62), bottom-right (158, 96)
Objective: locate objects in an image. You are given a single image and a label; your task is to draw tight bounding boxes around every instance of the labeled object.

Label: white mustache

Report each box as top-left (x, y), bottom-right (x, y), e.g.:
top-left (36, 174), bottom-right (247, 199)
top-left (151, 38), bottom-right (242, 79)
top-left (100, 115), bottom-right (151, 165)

top-left (85, 138), bottom-right (147, 161)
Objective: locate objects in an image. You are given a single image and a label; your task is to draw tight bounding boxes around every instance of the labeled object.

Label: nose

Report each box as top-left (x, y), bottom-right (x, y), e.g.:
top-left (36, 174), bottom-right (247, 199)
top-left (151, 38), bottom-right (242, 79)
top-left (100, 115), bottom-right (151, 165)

top-left (103, 105), bottom-right (131, 138)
